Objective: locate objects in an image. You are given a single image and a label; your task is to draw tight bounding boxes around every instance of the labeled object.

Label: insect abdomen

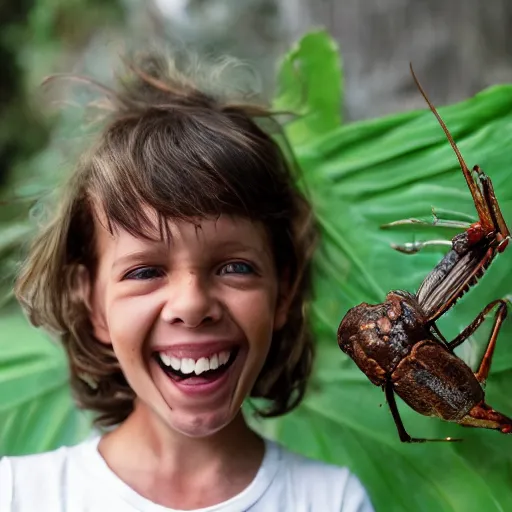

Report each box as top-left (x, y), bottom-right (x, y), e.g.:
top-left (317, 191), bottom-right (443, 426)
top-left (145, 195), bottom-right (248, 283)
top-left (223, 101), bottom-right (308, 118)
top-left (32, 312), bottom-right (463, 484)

top-left (391, 340), bottom-right (484, 421)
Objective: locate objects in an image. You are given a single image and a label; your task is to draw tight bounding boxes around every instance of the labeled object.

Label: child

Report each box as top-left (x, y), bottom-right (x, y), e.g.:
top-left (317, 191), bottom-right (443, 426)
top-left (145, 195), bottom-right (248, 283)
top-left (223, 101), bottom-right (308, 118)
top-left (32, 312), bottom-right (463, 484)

top-left (0, 52), bottom-right (374, 511)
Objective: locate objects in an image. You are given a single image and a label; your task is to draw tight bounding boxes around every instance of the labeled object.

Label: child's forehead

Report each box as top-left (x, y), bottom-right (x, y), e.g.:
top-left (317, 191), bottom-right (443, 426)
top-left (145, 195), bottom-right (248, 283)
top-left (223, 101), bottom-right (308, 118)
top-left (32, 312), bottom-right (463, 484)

top-left (93, 203), bottom-right (272, 252)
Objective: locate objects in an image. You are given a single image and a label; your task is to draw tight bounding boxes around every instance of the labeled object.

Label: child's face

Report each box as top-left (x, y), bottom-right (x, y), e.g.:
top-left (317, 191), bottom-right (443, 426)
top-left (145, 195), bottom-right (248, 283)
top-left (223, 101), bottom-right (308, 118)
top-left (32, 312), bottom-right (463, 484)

top-left (89, 211), bottom-right (289, 437)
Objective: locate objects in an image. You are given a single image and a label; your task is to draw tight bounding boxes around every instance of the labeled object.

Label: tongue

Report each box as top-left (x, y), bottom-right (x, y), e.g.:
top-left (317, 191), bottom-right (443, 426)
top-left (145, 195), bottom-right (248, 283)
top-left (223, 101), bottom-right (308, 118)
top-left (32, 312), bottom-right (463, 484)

top-left (175, 374), bottom-right (222, 385)
top-left (163, 364), bottom-right (229, 383)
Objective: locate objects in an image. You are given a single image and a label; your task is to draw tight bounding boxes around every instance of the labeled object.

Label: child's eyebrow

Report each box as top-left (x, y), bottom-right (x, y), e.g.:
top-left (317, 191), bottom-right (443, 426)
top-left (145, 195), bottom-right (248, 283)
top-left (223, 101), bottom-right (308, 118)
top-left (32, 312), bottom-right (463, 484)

top-left (112, 248), bottom-right (167, 271)
top-left (215, 240), bottom-right (272, 262)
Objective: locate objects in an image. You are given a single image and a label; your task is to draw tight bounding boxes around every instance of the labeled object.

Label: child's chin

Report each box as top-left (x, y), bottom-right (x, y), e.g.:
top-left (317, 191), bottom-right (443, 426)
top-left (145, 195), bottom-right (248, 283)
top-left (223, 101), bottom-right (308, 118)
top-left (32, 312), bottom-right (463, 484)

top-left (167, 408), bottom-right (238, 438)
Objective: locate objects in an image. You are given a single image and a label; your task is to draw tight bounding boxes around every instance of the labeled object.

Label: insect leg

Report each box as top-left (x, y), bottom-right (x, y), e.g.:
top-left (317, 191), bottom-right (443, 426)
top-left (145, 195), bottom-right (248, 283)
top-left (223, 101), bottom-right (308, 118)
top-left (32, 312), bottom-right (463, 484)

top-left (474, 166), bottom-right (511, 246)
top-left (458, 401), bottom-right (512, 434)
top-left (390, 239), bottom-right (452, 255)
top-left (384, 380), bottom-right (461, 443)
top-left (381, 217), bottom-right (470, 231)
top-left (474, 301), bottom-right (508, 383)
top-left (430, 322), bottom-right (448, 345)
top-left (447, 299), bottom-right (509, 357)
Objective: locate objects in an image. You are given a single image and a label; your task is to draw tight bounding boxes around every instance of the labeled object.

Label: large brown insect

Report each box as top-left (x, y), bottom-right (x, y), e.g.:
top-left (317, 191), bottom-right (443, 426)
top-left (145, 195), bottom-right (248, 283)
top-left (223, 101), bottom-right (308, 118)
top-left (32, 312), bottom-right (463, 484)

top-left (337, 65), bottom-right (511, 442)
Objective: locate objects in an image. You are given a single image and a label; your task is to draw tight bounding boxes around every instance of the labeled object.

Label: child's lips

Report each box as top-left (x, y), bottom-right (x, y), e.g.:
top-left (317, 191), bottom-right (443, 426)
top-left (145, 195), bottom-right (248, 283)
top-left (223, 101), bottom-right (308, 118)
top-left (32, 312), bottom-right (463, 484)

top-left (154, 348), bottom-right (241, 397)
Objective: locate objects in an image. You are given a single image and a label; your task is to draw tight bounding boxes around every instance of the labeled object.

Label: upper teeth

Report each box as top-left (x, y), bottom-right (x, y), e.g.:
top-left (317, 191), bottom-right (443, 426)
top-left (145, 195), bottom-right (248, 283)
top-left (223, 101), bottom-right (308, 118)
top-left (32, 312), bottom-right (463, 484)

top-left (158, 350), bottom-right (231, 375)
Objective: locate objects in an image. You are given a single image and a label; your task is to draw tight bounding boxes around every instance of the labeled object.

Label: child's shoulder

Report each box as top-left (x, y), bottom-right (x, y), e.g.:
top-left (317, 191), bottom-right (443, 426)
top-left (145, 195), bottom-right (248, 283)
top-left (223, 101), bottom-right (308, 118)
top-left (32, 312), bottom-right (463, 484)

top-left (269, 437), bottom-right (348, 478)
top-left (1, 435), bottom-right (95, 473)
top-left (264, 439), bottom-right (374, 511)
top-left (0, 435), bottom-right (100, 511)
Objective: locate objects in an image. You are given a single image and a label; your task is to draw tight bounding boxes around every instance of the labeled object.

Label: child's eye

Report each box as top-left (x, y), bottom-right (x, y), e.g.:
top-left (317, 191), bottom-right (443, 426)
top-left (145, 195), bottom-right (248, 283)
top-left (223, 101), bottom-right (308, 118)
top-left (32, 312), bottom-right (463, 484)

top-left (219, 262), bottom-right (255, 275)
top-left (124, 267), bottom-right (165, 280)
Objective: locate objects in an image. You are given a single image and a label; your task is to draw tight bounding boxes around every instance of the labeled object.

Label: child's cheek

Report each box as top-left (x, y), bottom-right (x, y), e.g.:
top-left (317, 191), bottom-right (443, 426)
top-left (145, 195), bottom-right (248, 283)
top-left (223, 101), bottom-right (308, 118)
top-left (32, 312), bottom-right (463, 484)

top-left (107, 292), bottom-right (162, 352)
top-left (230, 288), bottom-right (276, 346)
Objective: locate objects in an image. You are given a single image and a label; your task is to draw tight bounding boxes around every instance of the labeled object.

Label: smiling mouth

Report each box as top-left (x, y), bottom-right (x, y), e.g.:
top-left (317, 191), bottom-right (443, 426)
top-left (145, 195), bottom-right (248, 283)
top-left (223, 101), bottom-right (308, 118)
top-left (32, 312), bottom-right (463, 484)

top-left (154, 348), bottom-right (239, 383)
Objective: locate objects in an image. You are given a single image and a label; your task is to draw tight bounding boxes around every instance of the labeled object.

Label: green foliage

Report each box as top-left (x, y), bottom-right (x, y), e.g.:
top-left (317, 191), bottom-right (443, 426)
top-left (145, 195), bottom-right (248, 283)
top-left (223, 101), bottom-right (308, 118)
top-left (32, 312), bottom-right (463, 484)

top-left (0, 0), bottom-right (123, 306)
top-left (0, 0), bottom-right (122, 455)
top-left (2, 26), bottom-right (512, 512)
top-left (273, 30), bottom-right (343, 146)
top-left (0, 0), bottom-right (123, 184)
top-left (0, 1), bottom-right (49, 186)
top-left (0, 306), bottom-right (92, 455)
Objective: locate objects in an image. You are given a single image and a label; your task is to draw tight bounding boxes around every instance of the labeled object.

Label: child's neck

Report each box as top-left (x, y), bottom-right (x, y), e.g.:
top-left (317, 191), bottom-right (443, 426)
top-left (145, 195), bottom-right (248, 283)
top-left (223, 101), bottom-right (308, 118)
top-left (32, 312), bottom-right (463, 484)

top-left (97, 403), bottom-right (265, 509)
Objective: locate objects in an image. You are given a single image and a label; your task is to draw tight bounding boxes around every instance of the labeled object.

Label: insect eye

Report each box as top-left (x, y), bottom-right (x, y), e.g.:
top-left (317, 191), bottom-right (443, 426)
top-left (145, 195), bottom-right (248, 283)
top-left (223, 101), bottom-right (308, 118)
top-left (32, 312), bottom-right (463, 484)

top-left (124, 267), bottom-right (164, 280)
top-left (220, 262), bottom-right (254, 275)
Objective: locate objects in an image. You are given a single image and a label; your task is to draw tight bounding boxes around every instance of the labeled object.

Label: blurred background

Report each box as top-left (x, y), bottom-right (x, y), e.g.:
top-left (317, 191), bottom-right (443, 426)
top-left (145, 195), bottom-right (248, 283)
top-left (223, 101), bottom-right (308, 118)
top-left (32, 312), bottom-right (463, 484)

top-left (3, 2), bottom-right (512, 511)
top-left (4, 0), bottom-right (512, 186)
top-left (5, 0), bottom-right (512, 180)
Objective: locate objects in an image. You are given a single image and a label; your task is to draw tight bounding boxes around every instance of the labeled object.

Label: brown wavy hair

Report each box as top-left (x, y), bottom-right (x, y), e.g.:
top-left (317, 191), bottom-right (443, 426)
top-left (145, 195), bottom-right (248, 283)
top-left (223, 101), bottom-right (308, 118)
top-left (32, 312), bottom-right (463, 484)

top-left (14, 52), bottom-right (317, 427)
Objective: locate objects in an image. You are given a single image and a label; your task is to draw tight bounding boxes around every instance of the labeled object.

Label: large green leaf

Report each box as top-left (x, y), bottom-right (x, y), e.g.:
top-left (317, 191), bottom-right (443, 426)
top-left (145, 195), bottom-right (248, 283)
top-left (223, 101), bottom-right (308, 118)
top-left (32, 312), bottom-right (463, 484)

top-left (273, 28), bottom-right (343, 147)
top-left (252, 32), bottom-right (512, 512)
top-left (0, 307), bottom-right (91, 455)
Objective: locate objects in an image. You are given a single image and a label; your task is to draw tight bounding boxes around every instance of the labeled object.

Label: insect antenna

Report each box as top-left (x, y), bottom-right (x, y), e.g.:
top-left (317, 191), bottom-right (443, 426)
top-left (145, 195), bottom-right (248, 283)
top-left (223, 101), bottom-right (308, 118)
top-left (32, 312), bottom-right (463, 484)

top-left (409, 63), bottom-right (488, 218)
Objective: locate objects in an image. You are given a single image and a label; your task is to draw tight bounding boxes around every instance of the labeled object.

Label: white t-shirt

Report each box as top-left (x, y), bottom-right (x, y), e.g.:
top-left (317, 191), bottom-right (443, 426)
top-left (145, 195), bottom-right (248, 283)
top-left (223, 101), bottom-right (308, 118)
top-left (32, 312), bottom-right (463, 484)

top-left (0, 435), bottom-right (374, 512)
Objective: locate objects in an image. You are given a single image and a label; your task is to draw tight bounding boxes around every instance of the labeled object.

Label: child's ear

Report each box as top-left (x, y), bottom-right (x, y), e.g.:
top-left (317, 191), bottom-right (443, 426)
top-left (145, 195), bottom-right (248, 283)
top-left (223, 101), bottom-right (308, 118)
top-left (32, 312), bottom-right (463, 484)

top-left (274, 269), bottom-right (293, 331)
top-left (76, 264), bottom-right (111, 344)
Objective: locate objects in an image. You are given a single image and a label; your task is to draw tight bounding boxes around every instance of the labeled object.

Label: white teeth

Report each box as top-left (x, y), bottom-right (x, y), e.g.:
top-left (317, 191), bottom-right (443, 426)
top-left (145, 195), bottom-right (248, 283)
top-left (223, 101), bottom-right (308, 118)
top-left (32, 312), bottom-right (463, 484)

top-left (209, 353), bottom-right (219, 370)
top-left (170, 357), bottom-right (181, 371)
top-left (160, 353), bottom-right (172, 366)
top-left (158, 349), bottom-right (233, 374)
top-left (219, 351), bottom-right (230, 366)
top-left (195, 357), bottom-right (210, 375)
top-left (181, 358), bottom-right (196, 374)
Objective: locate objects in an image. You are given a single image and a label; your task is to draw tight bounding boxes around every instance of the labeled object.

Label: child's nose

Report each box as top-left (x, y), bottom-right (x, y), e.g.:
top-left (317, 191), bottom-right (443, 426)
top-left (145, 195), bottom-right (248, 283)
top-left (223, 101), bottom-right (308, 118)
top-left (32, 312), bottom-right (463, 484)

top-left (160, 273), bottom-right (222, 328)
